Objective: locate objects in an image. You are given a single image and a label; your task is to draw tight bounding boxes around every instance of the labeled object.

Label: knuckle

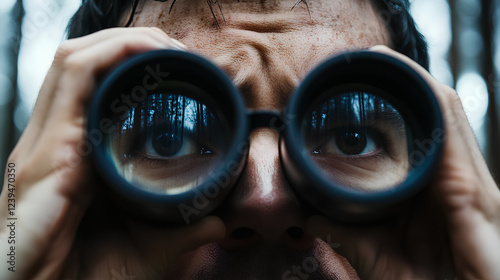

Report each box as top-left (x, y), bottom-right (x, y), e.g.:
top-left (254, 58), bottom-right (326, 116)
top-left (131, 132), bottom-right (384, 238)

top-left (147, 26), bottom-right (167, 35)
top-left (435, 84), bottom-right (462, 109)
top-left (6, 148), bottom-right (21, 164)
top-left (14, 162), bottom-right (30, 186)
top-left (145, 26), bottom-right (170, 39)
top-left (54, 40), bottom-right (77, 62)
top-left (438, 166), bottom-right (482, 212)
top-left (4, 156), bottom-right (29, 191)
top-left (370, 44), bottom-right (392, 53)
top-left (443, 86), bottom-right (464, 109)
top-left (435, 85), bottom-right (467, 126)
top-left (62, 53), bottom-right (87, 73)
top-left (130, 26), bottom-right (169, 41)
top-left (6, 143), bottom-right (27, 168)
top-left (95, 26), bottom-right (126, 35)
top-left (441, 85), bottom-right (459, 100)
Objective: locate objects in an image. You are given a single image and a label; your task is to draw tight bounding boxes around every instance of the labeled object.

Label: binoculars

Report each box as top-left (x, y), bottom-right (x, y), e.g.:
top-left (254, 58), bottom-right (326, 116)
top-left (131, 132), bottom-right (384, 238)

top-left (88, 50), bottom-right (443, 224)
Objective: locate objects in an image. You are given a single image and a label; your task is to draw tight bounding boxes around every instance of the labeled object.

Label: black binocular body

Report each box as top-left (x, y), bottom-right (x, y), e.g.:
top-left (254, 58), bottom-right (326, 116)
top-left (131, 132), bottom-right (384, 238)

top-left (87, 50), bottom-right (443, 224)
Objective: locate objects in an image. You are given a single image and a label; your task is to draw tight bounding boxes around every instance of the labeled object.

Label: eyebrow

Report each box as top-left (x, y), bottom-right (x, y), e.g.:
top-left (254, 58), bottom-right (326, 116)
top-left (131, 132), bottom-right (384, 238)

top-left (292, 0), bottom-right (311, 17)
top-left (205, 0), bottom-right (226, 28)
top-left (150, 0), bottom-right (312, 28)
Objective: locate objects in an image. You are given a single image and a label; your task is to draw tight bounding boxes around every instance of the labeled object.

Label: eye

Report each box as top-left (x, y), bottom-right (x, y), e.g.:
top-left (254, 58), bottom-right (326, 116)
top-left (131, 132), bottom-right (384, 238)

top-left (108, 91), bottom-right (232, 193)
top-left (312, 128), bottom-right (378, 156)
top-left (151, 131), bottom-right (184, 157)
top-left (112, 93), bottom-right (226, 164)
top-left (142, 125), bottom-right (213, 159)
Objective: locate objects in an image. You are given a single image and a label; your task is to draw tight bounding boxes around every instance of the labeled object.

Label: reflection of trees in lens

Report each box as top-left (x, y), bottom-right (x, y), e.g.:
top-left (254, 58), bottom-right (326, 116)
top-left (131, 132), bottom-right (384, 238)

top-left (109, 93), bottom-right (228, 194)
top-left (308, 92), bottom-right (403, 138)
top-left (303, 91), bottom-right (410, 192)
top-left (120, 94), bottom-right (219, 154)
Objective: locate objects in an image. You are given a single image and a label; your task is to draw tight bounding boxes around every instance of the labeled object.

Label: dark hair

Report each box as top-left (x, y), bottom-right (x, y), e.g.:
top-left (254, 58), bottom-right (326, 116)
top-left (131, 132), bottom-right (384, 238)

top-left (370, 0), bottom-right (429, 70)
top-left (66, 0), bottom-right (429, 70)
top-left (67, 0), bottom-right (136, 39)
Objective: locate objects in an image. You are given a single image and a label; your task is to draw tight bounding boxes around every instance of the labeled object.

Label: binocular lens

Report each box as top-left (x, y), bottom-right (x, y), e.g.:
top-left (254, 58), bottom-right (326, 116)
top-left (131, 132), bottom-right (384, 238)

top-left (89, 50), bottom-right (246, 223)
top-left (89, 50), bottom-right (443, 223)
top-left (107, 82), bottom-right (231, 194)
top-left (301, 90), bottom-right (411, 192)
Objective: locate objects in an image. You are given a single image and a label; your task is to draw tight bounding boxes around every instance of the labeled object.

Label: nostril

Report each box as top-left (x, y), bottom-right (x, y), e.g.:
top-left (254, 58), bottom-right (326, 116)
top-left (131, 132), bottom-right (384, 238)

top-left (286, 227), bottom-right (303, 239)
top-left (231, 227), bottom-right (255, 239)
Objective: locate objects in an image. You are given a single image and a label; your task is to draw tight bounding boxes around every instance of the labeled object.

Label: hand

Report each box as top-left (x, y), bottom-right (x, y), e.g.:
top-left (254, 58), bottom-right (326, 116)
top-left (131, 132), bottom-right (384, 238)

top-left (0, 27), bottom-right (225, 280)
top-left (307, 45), bottom-right (500, 280)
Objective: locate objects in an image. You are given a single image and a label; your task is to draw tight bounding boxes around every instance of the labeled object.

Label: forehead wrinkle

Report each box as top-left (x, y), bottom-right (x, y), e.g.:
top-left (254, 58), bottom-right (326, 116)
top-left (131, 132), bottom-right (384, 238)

top-left (185, 25), bottom-right (298, 109)
top-left (135, 0), bottom-right (316, 26)
top-left (135, 0), bottom-right (391, 111)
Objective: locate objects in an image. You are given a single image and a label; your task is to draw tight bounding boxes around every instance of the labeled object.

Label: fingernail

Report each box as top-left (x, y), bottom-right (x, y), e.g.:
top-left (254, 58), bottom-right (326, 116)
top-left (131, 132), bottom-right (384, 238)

top-left (170, 38), bottom-right (188, 50)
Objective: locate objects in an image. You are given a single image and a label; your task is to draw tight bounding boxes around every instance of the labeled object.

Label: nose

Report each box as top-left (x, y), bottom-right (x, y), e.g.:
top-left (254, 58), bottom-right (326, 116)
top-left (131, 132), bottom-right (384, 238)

top-left (217, 128), bottom-right (313, 250)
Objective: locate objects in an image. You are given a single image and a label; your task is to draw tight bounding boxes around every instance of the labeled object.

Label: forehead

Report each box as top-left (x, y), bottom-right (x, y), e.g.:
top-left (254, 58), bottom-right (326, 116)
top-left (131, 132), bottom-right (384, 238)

top-left (133, 0), bottom-right (390, 109)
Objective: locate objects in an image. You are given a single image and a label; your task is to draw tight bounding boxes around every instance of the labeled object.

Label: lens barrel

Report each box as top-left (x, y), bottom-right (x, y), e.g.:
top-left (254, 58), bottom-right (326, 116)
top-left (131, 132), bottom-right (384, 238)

top-left (88, 50), bottom-right (248, 224)
top-left (282, 51), bottom-right (444, 222)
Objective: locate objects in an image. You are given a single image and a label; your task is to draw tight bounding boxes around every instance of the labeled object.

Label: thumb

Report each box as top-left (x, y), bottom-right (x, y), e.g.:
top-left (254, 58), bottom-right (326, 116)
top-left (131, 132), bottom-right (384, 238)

top-left (305, 215), bottom-right (379, 272)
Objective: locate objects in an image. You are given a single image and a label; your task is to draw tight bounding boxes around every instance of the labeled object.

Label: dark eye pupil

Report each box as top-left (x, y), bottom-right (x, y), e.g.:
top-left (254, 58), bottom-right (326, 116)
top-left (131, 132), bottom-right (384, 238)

top-left (153, 133), bottom-right (182, 157)
top-left (336, 131), bottom-right (367, 155)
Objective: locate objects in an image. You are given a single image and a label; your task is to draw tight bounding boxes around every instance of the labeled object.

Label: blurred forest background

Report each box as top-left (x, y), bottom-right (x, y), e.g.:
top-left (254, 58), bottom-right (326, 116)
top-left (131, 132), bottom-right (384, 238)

top-left (1, 0), bottom-right (499, 184)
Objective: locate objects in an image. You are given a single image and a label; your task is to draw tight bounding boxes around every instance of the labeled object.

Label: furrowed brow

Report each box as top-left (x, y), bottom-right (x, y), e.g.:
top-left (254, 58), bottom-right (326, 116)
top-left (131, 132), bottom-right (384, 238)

top-left (151, 0), bottom-right (312, 27)
top-left (152, 0), bottom-right (225, 27)
top-left (292, 0), bottom-right (311, 17)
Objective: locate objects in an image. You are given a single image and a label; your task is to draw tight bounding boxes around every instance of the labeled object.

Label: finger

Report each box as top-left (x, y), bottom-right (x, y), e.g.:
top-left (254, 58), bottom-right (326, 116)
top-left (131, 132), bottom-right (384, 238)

top-left (306, 214), bottom-right (428, 279)
top-left (22, 33), bottom-right (178, 179)
top-left (129, 216), bottom-right (226, 269)
top-left (14, 27), bottom-right (186, 159)
top-left (368, 45), bottom-right (462, 114)
top-left (7, 31), bottom-right (182, 203)
top-left (306, 215), bottom-right (373, 272)
top-left (369, 44), bottom-right (500, 224)
top-left (45, 32), bottom-right (176, 128)
top-left (369, 46), bottom-right (500, 278)
top-left (0, 161), bottom-right (94, 280)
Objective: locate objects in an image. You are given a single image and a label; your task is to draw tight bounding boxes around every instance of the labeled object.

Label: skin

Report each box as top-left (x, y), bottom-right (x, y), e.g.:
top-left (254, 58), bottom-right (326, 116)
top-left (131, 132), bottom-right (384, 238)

top-left (1, 0), bottom-right (500, 279)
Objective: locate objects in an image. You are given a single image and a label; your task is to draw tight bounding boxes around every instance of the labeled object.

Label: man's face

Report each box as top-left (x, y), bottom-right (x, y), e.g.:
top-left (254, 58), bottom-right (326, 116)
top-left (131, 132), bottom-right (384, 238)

top-left (134, 0), bottom-right (391, 278)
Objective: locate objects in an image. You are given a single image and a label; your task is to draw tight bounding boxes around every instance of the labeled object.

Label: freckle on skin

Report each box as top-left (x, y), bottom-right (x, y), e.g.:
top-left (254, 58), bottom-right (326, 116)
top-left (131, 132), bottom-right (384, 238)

top-left (134, 0), bottom-right (390, 109)
top-left (359, 32), bottom-right (366, 41)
